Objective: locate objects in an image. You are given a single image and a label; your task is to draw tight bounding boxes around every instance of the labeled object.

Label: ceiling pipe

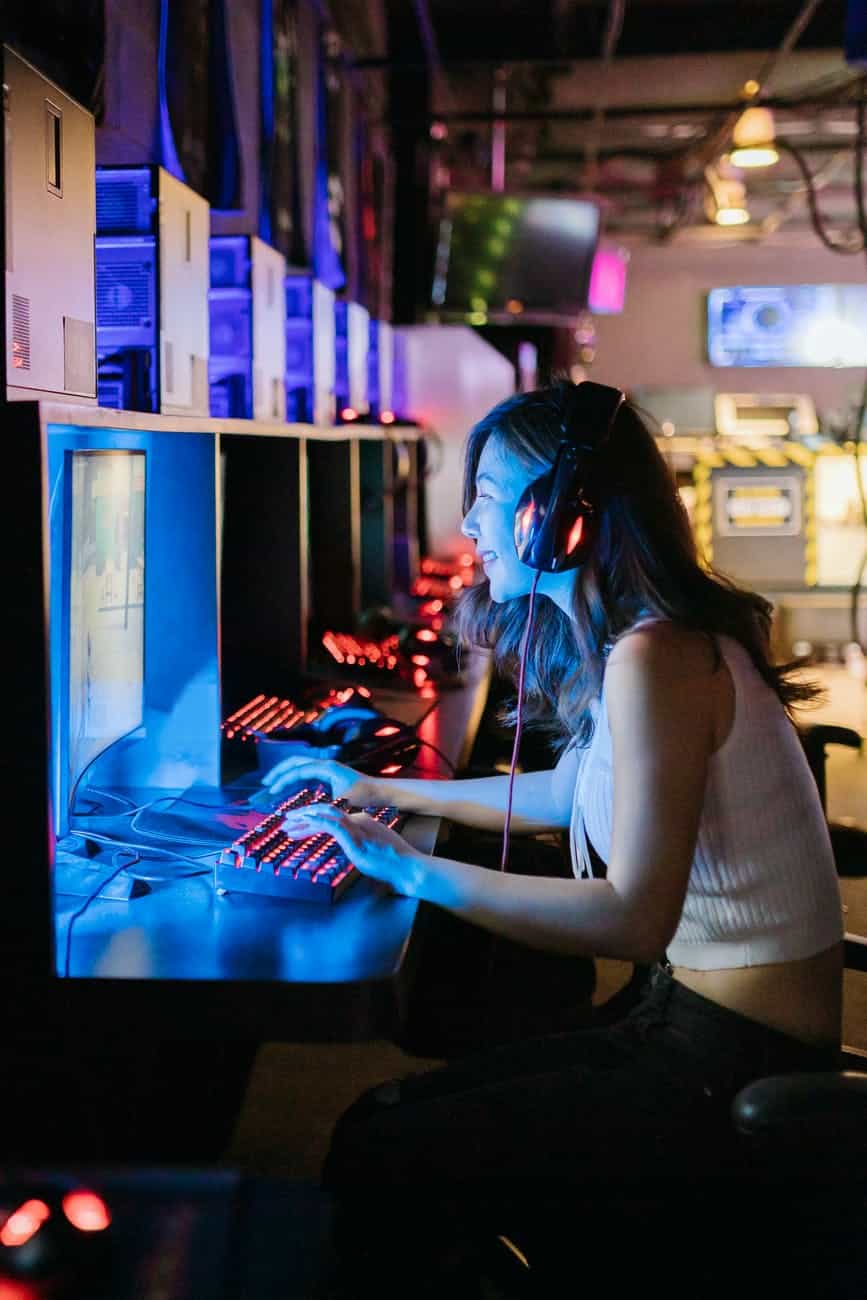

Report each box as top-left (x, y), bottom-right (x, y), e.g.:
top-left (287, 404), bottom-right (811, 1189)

top-left (491, 66), bottom-right (507, 191)
top-left (392, 89), bottom-right (859, 124)
top-left (759, 148), bottom-right (854, 236)
top-left (583, 0), bottom-right (626, 186)
top-left (409, 0), bottom-right (459, 114)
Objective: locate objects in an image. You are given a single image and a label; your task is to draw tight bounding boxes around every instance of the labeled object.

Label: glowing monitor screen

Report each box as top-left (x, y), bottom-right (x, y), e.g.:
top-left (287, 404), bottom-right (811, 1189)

top-left (67, 451), bottom-right (145, 810)
top-left (432, 192), bottom-right (601, 324)
top-left (707, 284), bottom-right (867, 367)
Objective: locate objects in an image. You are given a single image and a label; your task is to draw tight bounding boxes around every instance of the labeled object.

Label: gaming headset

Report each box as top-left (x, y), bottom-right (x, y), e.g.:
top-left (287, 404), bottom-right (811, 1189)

top-left (512, 380), bottom-right (626, 573)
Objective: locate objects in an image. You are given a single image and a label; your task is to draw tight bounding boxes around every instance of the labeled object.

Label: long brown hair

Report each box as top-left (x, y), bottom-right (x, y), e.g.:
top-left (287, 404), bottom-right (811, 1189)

top-left (454, 380), bottom-right (822, 750)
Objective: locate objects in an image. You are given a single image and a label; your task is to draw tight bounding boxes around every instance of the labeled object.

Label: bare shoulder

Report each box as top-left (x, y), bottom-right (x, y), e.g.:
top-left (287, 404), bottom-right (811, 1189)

top-left (606, 621), bottom-right (717, 683)
top-left (605, 623), bottom-right (719, 747)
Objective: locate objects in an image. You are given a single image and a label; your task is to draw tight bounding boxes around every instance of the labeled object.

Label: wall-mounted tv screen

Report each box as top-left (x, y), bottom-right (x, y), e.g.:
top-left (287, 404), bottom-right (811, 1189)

top-left (432, 192), bottom-right (601, 325)
top-left (707, 284), bottom-right (867, 368)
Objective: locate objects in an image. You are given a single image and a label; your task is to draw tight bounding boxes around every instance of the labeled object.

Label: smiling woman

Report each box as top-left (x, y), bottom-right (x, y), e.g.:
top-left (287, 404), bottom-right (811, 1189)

top-left (296, 378), bottom-right (845, 1299)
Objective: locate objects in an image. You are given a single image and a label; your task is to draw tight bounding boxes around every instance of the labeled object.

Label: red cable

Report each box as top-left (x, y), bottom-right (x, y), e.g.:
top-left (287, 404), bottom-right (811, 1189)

top-left (500, 569), bottom-right (542, 872)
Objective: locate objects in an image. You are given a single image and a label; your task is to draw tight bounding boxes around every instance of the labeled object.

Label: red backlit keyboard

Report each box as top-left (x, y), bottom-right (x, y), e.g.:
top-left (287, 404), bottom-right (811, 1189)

top-left (221, 685), bottom-right (374, 742)
top-left (215, 784), bottom-right (403, 902)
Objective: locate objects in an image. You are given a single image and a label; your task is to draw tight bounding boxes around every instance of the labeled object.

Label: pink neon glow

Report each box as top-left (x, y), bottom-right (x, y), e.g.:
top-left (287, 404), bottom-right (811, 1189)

top-left (588, 247), bottom-right (628, 314)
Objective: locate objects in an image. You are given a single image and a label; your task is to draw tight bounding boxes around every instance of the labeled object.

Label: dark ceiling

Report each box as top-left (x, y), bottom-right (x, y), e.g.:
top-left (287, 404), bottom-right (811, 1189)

top-left (422, 0), bottom-right (850, 61)
top-left (345, 0), bottom-right (866, 247)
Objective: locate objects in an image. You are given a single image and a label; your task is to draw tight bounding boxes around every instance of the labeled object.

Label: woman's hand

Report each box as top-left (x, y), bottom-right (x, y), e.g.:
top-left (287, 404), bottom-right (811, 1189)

top-left (278, 803), bottom-right (426, 897)
top-left (262, 755), bottom-right (377, 805)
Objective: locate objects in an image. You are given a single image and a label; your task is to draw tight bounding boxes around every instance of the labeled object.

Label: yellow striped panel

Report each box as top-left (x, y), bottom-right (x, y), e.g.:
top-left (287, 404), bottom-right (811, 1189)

top-left (781, 442), bottom-right (814, 467)
top-left (720, 446), bottom-right (757, 467)
top-left (693, 453), bottom-right (725, 470)
top-left (751, 447), bottom-right (789, 468)
top-left (692, 472), bottom-right (713, 565)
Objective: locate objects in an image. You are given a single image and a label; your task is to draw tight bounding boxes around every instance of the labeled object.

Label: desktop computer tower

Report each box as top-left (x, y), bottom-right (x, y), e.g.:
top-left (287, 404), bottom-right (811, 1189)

top-left (285, 272), bottom-right (335, 426)
top-left (209, 235), bottom-right (287, 421)
top-left (367, 319), bottom-right (395, 419)
top-left (335, 300), bottom-right (370, 418)
top-left (3, 44), bottom-right (97, 403)
top-left (94, 165), bottom-right (210, 415)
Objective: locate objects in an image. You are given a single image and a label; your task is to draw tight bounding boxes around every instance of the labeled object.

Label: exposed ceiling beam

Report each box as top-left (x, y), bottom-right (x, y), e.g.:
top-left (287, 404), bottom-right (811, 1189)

top-left (407, 94), bottom-right (859, 121)
top-left (583, 0), bottom-right (626, 182)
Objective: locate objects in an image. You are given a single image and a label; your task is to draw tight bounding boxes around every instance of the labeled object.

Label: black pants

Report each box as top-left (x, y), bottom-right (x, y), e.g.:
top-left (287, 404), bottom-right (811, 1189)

top-left (317, 966), bottom-right (837, 1297)
top-left (396, 824), bottom-right (598, 1059)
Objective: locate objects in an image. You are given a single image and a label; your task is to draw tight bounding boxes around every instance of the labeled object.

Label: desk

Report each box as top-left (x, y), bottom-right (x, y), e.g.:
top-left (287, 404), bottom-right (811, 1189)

top-left (52, 649), bottom-right (493, 1044)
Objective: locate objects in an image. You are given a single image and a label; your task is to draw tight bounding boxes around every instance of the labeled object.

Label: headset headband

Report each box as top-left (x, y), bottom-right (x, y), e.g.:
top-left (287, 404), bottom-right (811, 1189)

top-left (558, 381), bottom-right (626, 453)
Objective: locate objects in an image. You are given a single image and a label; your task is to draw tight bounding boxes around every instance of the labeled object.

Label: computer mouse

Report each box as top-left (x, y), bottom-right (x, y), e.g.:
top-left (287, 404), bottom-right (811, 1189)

top-left (0, 1181), bottom-right (113, 1292)
top-left (311, 704), bottom-right (384, 738)
top-left (251, 715), bottom-right (419, 783)
top-left (335, 716), bottom-right (420, 769)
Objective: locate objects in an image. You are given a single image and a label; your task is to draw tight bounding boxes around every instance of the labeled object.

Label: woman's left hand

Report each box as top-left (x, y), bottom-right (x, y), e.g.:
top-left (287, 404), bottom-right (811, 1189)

top-left (279, 804), bottom-right (426, 897)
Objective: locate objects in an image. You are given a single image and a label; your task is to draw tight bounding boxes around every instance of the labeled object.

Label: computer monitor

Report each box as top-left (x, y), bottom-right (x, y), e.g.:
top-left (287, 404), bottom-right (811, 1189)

top-left (61, 450), bottom-right (146, 838)
top-left (47, 422), bottom-right (221, 852)
top-left (431, 191), bottom-right (601, 325)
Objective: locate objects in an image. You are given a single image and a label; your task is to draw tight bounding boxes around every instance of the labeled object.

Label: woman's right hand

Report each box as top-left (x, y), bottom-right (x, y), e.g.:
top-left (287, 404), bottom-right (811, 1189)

top-left (261, 755), bottom-right (378, 806)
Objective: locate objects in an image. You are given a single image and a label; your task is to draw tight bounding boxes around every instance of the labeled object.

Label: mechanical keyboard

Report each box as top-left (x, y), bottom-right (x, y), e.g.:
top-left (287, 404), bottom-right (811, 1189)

top-left (215, 783), bottom-right (403, 902)
top-left (221, 684), bottom-right (375, 741)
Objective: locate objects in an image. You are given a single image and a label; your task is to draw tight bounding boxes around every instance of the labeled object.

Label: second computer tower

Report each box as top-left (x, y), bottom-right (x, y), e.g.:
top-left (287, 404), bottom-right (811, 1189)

top-left (209, 235), bottom-right (287, 422)
top-left (95, 165), bottom-right (210, 416)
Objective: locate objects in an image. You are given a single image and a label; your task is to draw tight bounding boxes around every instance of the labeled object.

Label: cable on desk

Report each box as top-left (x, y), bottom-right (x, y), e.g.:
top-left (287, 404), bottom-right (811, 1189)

top-left (64, 828), bottom-right (217, 879)
top-left (63, 850), bottom-right (138, 978)
top-left (408, 738), bottom-right (457, 774)
top-left (72, 789), bottom-right (139, 815)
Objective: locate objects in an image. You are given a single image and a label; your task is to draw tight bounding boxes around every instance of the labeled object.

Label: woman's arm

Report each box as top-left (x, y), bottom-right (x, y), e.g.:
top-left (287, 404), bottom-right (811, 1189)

top-left (278, 624), bottom-right (717, 963)
top-left (401, 624), bottom-right (718, 962)
top-left (371, 742), bottom-right (580, 832)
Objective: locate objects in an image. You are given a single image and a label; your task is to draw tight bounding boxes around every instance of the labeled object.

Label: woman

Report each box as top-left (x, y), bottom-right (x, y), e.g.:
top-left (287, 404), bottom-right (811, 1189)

top-left (266, 380), bottom-right (844, 1295)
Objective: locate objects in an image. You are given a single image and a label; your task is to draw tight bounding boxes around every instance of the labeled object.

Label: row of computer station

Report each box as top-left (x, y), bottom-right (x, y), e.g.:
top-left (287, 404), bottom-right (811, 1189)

top-left (4, 39), bottom-right (496, 1051)
top-left (4, 28), bottom-right (867, 1296)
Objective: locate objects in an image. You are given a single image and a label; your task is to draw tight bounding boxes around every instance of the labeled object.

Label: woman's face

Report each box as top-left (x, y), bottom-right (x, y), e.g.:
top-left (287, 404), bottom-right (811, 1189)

top-left (460, 436), bottom-right (541, 604)
top-left (461, 433), bottom-right (583, 616)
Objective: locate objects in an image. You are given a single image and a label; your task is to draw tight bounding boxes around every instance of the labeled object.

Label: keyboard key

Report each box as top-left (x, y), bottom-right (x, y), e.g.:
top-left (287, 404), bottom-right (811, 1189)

top-left (215, 785), bottom-right (404, 903)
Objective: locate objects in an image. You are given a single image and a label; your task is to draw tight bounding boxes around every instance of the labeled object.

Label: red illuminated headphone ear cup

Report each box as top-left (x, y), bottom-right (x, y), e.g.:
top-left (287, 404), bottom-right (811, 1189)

top-left (513, 476), bottom-right (550, 567)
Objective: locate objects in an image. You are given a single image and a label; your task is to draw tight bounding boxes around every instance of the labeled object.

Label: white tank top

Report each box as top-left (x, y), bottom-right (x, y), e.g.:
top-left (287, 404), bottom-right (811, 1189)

top-left (570, 629), bottom-right (844, 970)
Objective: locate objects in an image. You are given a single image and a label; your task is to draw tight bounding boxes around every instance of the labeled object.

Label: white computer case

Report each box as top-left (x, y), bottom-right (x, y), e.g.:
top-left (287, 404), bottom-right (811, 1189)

top-left (4, 44), bottom-right (96, 402)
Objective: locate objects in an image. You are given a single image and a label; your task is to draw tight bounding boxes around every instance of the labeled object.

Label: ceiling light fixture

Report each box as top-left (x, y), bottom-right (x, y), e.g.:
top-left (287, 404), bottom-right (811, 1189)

top-left (730, 105), bottom-right (779, 167)
top-left (704, 168), bottom-right (750, 226)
